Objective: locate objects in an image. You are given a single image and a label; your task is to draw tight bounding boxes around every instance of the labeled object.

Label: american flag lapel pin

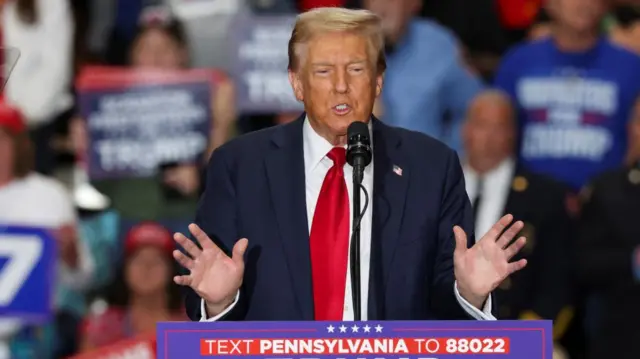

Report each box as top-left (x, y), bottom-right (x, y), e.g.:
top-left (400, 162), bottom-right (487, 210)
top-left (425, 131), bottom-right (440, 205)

top-left (393, 165), bottom-right (403, 176)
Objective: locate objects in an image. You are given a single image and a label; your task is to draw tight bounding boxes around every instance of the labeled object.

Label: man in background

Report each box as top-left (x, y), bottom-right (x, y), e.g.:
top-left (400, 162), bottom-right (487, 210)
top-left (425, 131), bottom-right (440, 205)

top-left (461, 90), bottom-right (574, 358)
top-left (576, 98), bottom-right (640, 359)
top-left (364, 0), bottom-right (483, 154)
top-left (495, 0), bottom-right (640, 191)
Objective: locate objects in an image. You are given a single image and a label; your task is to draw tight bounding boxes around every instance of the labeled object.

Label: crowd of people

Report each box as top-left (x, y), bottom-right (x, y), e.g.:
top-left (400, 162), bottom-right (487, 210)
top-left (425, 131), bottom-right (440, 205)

top-left (0, 0), bottom-right (639, 358)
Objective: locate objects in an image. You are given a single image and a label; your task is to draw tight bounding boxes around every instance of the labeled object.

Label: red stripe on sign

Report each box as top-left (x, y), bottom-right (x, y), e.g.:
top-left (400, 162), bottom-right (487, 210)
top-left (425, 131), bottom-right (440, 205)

top-left (76, 66), bottom-right (226, 90)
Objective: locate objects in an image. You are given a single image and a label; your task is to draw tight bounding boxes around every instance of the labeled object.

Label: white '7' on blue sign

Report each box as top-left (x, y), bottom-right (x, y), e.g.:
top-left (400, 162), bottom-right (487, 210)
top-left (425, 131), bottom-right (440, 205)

top-left (0, 225), bottom-right (56, 324)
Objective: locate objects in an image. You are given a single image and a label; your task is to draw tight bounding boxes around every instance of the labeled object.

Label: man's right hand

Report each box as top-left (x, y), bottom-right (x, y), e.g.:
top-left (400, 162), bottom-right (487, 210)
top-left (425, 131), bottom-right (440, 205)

top-left (172, 224), bottom-right (248, 316)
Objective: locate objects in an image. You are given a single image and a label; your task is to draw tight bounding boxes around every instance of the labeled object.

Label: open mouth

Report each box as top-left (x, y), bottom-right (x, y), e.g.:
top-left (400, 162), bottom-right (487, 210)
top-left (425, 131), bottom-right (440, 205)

top-left (332, 104), bottom-right (351, 116)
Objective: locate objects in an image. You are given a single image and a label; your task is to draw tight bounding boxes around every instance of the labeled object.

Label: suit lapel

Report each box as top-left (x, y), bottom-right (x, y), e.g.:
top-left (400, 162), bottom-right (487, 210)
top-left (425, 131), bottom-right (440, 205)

top-left (265, 115), bottom-right (314, 320)
top-left (368, 119), bottom-right (409, 319)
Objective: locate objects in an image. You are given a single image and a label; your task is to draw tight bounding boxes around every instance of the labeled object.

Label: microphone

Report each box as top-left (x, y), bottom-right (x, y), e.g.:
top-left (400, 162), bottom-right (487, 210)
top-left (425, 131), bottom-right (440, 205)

top-left (347, 122), bottom-right (373, 185)
top-left (346, 121), bottom-right (372, 321)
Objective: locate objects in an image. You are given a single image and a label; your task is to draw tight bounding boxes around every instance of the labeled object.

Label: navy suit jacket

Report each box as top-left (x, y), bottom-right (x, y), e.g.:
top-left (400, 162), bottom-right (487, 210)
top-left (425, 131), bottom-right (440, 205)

top-left (185, 115), bottom-right (492, 321)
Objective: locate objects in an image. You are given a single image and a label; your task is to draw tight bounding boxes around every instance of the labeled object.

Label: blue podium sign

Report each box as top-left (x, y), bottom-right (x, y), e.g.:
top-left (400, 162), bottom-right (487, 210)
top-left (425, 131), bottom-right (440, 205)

top-left (157, 320), bottom-right (551, 359)
top-left (0, 225), bottom-right (56, 323)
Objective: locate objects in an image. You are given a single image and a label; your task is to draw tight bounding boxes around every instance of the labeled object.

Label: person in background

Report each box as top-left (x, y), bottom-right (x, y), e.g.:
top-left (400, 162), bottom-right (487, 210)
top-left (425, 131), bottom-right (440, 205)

top-left (420, 0), bottom-right (526, 83)
top-left (610, 4), bottom-right (640, 54)
top-left (576, 97), bottom-right (640, 359)
top-left (494, 0), bottom-right (640, 192)
top-left (363, 0), bottom-right (483, 154)
top-left (0, 104), bottom-right (95, 359)
top-left (71, 7), bottom-right (237, 236)
top-left (2, 0), bottom-right (75, 175)
top-left (461, 90), bottom-right (573, 358)
top-left (79, 222), bottom-right (185, 351)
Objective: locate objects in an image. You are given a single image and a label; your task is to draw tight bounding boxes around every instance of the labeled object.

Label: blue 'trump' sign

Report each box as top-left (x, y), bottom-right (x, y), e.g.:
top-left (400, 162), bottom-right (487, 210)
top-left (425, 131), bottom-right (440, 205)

top-left (77, 67), bottom-right (214, 180)
top-left (0, 225), bottom-right (55, 323)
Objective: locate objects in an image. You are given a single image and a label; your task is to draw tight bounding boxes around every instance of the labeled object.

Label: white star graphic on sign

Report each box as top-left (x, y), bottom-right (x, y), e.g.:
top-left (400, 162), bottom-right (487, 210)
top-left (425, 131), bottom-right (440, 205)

top-left (351, 324), bottom-right (359, 333)
top-left (327, 325), bottom-right (335, 333)
top-left (339, 325), bottom-right (347, 333)
top-left (363, 325), bottom-right (371, 333)
top-left (375, 324), bottom-right (383, 332)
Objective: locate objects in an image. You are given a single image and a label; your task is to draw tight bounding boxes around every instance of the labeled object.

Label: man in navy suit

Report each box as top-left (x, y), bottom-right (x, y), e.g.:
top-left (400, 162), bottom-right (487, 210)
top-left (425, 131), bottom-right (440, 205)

top-left (172, 7), bottom-right (528, 321)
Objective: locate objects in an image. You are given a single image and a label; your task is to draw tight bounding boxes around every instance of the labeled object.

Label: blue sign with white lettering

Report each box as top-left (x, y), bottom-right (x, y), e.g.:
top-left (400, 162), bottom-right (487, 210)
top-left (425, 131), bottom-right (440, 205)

top-left (0, 225), bottom-right (56, 323)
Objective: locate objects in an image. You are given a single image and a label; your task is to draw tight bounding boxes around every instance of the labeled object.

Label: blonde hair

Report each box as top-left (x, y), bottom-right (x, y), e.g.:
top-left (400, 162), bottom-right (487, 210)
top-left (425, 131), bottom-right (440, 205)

top-left (287, 7), bottom-right (387, 73)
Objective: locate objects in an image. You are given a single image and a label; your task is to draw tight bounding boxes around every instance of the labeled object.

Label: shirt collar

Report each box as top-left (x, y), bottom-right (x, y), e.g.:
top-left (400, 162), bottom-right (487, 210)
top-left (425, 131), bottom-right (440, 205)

top-left (463, 156), bottom-right (515, 183)
top-left (303, 116), bottom-right (374, 173)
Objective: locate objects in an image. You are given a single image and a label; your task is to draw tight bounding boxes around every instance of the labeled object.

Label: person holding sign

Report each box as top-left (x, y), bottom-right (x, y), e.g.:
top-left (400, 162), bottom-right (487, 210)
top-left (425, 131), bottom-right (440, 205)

top-left (0, 104), bottom-right (95, 359)
top-left (71, 7), bottom-right (237, 233)
top-left (174, 8), bottom-right (528, 322)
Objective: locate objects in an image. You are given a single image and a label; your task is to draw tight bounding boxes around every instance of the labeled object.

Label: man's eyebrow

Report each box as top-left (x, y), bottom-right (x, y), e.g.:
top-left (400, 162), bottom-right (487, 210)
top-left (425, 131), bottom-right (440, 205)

top-left (310, 60), bottom-right (368, 67)
top-left (310, 62), bottom-right (334, 67)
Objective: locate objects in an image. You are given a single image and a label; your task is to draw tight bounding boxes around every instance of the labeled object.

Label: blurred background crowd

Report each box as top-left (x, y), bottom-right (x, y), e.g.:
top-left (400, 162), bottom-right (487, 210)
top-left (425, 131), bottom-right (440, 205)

top-left (0, 0), bottom-right (640, 358)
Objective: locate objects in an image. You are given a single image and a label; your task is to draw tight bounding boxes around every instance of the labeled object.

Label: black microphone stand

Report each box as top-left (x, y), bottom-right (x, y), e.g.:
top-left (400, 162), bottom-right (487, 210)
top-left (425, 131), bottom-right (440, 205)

top-left (350, 178), bottom-right (362, 321)
top-left (346, 121), bottom-right (371, 322)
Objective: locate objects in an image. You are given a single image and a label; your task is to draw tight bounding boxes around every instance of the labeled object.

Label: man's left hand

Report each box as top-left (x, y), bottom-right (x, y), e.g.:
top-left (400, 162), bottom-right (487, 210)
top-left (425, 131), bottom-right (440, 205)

top-left (453, 214), bottom-right (528, 309)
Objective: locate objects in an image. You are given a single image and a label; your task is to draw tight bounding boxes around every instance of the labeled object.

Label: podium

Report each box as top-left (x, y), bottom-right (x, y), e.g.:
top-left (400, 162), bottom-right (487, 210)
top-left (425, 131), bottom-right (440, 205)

top-left (157, 320), bottom-right (551, 359)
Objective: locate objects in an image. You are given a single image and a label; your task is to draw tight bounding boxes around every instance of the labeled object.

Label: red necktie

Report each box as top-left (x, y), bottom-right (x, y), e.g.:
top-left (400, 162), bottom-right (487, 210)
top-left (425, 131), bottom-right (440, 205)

top-left (310, 147), bottom-right (350, 320)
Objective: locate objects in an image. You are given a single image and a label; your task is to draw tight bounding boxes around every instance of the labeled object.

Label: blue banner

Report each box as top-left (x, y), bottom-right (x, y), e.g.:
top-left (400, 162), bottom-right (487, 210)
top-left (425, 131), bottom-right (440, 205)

top-left (77, 67), bottom-right (213, 180)
top-left (157, 320), bottom-right (552, 359)
top-left (0, 225), bottom-right (56, 323)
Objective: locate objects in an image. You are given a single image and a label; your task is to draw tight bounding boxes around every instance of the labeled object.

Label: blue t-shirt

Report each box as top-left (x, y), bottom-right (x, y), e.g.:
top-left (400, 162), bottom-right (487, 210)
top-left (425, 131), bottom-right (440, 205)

top-left (382, 20), bottom-right (482, 154)
top-left (494, 37), bottom-right (640, 190)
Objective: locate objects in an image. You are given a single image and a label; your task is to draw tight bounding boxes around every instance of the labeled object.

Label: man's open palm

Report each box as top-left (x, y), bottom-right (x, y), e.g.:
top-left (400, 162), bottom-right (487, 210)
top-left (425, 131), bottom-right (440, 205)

top-left (453, 215), bottom-right (528, 306)
top-left (173, 224), bottom-right (248, 312)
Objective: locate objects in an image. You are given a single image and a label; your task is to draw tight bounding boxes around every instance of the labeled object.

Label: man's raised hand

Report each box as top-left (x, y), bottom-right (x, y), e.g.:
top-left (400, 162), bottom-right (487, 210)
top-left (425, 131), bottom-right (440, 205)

top-left (173, 224), bottom-right (248, 316)
top-left (453, 214), bottom-right (528, 309)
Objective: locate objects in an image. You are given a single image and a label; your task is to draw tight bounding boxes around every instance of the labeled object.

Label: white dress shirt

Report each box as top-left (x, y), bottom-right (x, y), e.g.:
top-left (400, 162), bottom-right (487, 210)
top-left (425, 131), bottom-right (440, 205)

top-left (201, 118), bottom-right (495, 321)
top-left (463, 158), bottom-right (516, 238)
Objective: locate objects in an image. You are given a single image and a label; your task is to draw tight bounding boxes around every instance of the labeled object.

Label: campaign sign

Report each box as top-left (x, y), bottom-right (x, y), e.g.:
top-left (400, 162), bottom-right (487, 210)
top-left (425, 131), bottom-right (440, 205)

top-left (157, 320), bottom-right (552, 359)
top-left (0, 225), bottom-right (56, 323)
top-left (77, 67), bottom-right (214, 180)
top-left (230, 14), bottom-right (304, 114)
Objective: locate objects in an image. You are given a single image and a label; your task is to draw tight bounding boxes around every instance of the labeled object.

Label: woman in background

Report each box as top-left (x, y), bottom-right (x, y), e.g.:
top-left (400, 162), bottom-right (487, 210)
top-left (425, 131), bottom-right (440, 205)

top-left (2, 0), bottom-right (75, 175)
top-left (71, 7), bottom-right (237, 236)
top-left (79, 222), bottom-right (185, 351)
top-left (0, 104), bottom-right (95, 359)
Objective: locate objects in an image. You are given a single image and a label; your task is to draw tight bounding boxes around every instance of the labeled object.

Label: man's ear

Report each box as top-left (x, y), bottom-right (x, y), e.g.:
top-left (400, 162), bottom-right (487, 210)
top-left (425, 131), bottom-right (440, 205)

top-left (288, 70), bottom-right (304, 102)
top-left (375, 73), bottom-right (384, 97)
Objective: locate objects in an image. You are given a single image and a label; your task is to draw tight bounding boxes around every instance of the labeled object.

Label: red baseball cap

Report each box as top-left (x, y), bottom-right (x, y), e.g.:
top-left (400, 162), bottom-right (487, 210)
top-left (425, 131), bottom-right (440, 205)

top-left (0, 104), bottom-right (25, 135)
top-left (124, 222), bottom-right (175, 256)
